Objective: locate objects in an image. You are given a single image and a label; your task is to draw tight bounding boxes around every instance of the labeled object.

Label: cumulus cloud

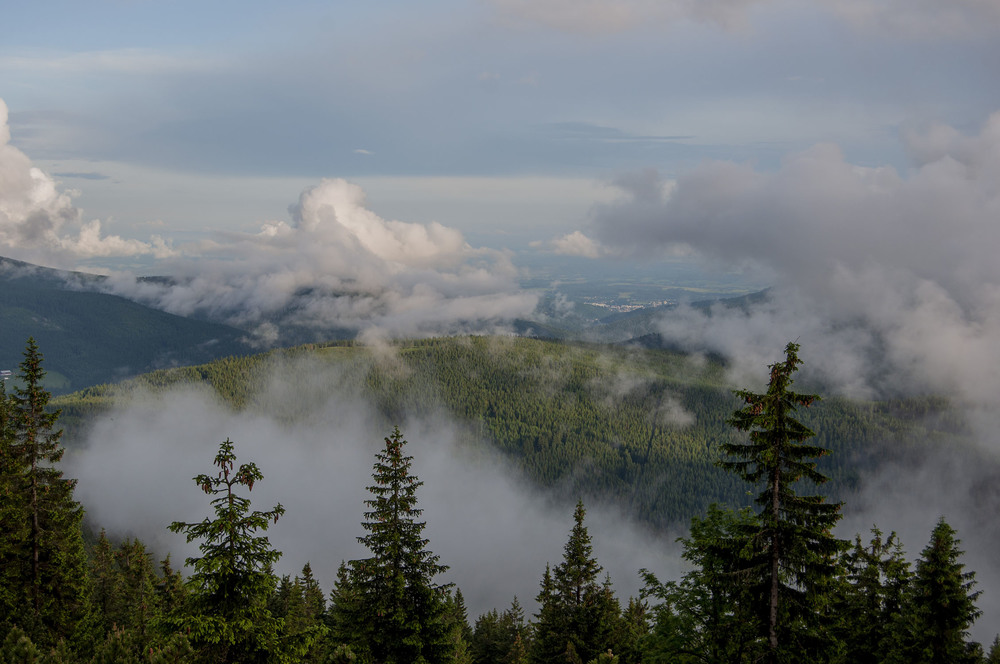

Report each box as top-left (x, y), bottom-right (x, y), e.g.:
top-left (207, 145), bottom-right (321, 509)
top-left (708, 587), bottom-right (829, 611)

top-left (0, 99), bottom-right (171, 265)
top-left (582, 113), bottom-right (1000, 640)
top-left (587, 112), bottom-right (1000, 404)
top-left (97, 177), bottom-right (536, 344)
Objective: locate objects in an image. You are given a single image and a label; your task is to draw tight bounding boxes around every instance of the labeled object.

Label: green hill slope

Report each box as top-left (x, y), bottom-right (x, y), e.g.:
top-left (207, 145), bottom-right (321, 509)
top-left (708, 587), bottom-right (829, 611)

top-left (54, 336), bottom-right (966, 529)
top-left (0, 256), bottom-right (254, 393)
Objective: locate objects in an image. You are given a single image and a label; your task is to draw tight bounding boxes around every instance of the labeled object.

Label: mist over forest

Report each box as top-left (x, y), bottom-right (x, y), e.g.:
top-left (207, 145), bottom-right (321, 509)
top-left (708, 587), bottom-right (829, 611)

top-left (4, 0), bottom-right (1000, 659)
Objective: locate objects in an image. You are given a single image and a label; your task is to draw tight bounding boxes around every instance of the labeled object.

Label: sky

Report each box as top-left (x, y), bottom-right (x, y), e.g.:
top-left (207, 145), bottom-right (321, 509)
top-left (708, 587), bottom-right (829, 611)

top-left (6, 0), bottom-right (1000, 636)
top-left (2, 0), bottom-right (998, 250)
top-left (3, 0), bottom-right (1000, 343)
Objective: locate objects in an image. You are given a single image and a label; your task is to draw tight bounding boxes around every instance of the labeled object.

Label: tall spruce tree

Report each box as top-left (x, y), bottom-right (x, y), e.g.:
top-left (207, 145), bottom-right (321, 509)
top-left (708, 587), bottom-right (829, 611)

top-left (331, 426), bottom-right (451, 664)
top-left (0, 338), bottom-right (90, 649)
top-left (718, 342), bottom-right (843, 663)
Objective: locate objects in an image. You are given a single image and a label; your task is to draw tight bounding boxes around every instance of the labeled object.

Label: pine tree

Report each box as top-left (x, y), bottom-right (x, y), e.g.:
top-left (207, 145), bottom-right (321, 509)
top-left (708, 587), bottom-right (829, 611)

top-left (331, 426), bottom-right (451, 664)
top-left (0, 338), bottom-right (90, 649)
top-left (904, 518), bottom-right (982, 664)
top-left (167, 437), bottom-right (294, 663)
top-left (718, 342), bottom-right (843, 663)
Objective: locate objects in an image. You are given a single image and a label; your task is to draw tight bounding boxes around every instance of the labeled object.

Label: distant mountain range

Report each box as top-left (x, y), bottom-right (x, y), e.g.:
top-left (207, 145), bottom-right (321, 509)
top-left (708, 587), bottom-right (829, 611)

top-left (0, 256), bottom-right (253, 394)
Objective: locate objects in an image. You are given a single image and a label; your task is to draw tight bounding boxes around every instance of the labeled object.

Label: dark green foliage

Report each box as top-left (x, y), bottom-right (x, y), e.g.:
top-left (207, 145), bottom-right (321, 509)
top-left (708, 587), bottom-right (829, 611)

top-left (268, 563), bottom-right (328, 664)
top-left (443, 589), bottom-right (473, 664)
top-left (89, 530), bottom-right (166, 657)
top-left (330, 426), bottom-right (452, 664)
top-left (832, 528), bottom-right (911, 664)
top-left (530, 502), bottom-right (622, 664)
top-left (0, 626), bottom-right (42, 663)
top-left (903, 518), bottom-right (982, 664)
top-left (0, 339), bottom-right (90, 650)
top-left (167, 438), bottom-right (298, 663)
top-left (471, 598), bottom-right (531, 664)
top-left (986, 635), bottom-right (1000, 664)
top-left (718, 342), bottom-right (843, 662)
top-left (613, 597), bottom-right (647, 664)
top-left (641, 505), bottom-right (760, 664)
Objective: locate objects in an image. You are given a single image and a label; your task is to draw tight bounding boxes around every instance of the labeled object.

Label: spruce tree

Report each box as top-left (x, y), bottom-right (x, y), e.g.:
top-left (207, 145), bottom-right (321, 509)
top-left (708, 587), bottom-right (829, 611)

top-left (718, 342), bottom-right (843, 663)
top-left (471, 598), bottom-right (530, 664)
top-left (331, 426), bottom-right (451, 664)
top-left (0, 338), bottom-right (90, 649)
top-left (833, 528), bottom-right (911, 663)
top-left (531, 501), bottom-right (621, 664)
top-left (641, 504), bottom-right (760, 664)
top-left (905, 518), bottom-right (982, 664)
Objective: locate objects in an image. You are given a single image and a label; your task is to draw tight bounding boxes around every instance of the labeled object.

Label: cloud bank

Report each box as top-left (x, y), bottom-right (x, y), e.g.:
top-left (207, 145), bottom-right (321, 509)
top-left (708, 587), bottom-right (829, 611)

top-left (583, 112), bottom-right (1000, 404)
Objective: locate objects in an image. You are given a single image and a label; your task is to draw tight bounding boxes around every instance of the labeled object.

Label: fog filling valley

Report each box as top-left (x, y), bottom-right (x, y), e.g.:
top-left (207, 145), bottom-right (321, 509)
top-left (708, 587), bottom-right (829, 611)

top-left (65, 355), bottom-right (685, 622)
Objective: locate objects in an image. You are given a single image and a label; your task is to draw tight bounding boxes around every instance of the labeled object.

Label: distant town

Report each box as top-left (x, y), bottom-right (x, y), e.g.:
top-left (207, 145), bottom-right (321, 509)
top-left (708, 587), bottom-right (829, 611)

top-left (584, 299), bottom-right (675, 313)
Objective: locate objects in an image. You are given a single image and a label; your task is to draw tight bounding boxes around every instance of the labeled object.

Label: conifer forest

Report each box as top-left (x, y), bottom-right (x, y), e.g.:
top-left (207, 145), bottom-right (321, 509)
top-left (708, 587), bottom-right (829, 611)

top-left (1, 336), bottom-right (996, 663)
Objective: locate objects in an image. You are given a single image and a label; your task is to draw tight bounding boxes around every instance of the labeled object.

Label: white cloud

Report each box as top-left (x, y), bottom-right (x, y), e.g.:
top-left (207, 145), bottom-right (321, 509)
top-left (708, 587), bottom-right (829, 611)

top-left (0, 99), bottom-right (168, 265)
top-left (66, 363), bottom-right (680, 620)
top-left (98, 177), bottom-right (536, 342)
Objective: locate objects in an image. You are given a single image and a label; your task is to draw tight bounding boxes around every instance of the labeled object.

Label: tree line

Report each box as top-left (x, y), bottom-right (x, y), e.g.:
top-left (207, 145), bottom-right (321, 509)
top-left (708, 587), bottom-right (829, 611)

top-left (1, 338), bottom-right (995, 662)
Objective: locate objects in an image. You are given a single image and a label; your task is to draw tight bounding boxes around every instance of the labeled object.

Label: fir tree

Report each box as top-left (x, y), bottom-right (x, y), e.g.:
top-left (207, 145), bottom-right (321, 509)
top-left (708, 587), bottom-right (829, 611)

top-left (718, 342), bottom-right (843, 663)
top-left (331, 426), bottom-right (451, 664)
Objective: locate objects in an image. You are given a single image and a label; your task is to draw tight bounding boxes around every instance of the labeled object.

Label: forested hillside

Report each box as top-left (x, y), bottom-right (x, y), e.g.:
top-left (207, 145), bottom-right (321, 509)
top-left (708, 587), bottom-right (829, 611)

top-left (54, 336), bottom-right (965, 529)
